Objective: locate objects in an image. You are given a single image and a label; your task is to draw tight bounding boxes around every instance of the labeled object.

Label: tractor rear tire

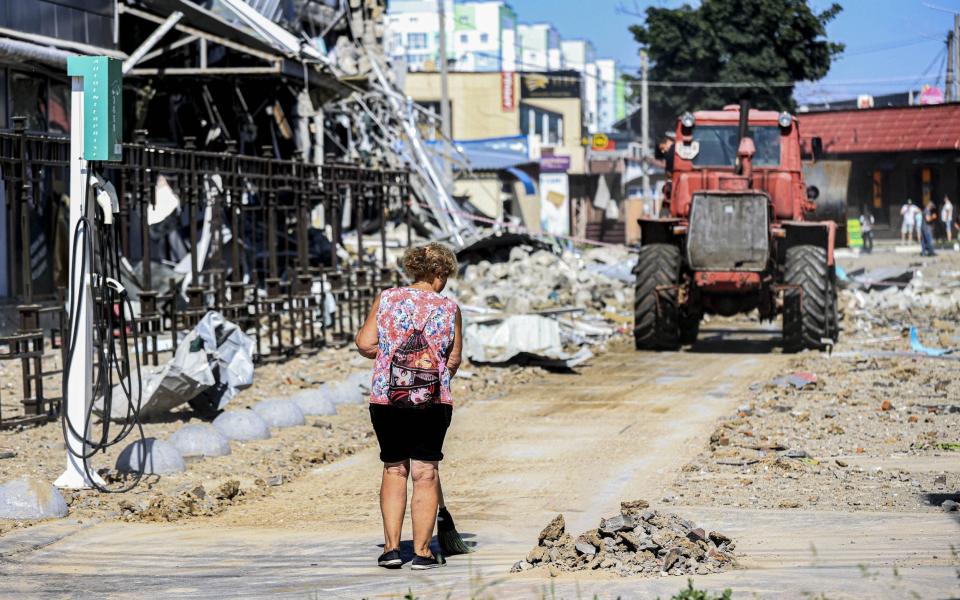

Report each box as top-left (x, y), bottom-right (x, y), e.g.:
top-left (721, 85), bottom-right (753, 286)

top-left (634, 243), bottom-right (680, 350)
top-left (825, 269), bottom-right (839, 342)
top-left (783, 244), bottom-right (830, 352)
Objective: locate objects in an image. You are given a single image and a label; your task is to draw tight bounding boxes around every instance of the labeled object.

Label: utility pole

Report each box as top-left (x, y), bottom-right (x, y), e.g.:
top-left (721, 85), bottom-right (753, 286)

top-left (437, 0), bottom-right (453, 191)
top-left (947, 30), bottom-right (955, 102)
top-left (640, 49), bottom-right (651, 211)
top-left (954, 14), bottom-right (960, 101)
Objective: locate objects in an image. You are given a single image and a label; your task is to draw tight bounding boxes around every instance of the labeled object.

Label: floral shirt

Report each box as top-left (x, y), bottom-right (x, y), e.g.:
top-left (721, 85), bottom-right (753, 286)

top-left (370, 287), bottom-right (458, 406)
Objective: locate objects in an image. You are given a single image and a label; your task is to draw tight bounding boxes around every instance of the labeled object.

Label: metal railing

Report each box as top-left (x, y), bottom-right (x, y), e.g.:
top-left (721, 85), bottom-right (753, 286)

top-left (0, 121), bottom-right (412, 429)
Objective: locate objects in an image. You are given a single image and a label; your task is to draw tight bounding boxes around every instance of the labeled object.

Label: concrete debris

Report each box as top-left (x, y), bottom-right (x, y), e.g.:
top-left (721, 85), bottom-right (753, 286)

top-left (0, 477), bottom-right (69, 520)
top-left (168, 424), bottom-right (232, 458)
top-left (843, 266), bottom-right (914, 291)
top-left (253, 400), bottom-right (306, 428)
top-left (513, 503), bottom-right (737, 577)
top-left (213, 410), bottom-right (271, 441)
top-left (772, 371), bottom-right (818, 389)
top-left (116, 438), bottom-right (187, 475)
top-left (452, 243), bottom-right (633, 367)
top-left (942, 499), bottom-right (959, 512)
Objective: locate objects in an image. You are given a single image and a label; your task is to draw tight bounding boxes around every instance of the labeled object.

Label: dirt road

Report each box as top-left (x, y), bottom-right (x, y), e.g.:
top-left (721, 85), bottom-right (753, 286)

top-left (2, 334), bottom-right (958, 599)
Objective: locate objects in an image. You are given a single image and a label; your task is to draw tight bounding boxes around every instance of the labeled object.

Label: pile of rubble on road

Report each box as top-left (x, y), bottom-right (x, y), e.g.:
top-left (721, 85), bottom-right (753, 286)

top-left (449, 240), bottom-right (635, 368)
top-left (511, 500), bottom-right (738, 577)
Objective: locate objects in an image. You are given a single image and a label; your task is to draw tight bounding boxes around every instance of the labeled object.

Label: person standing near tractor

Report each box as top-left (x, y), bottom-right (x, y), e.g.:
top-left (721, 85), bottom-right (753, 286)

top-left (920, 201), bottom-right (938, 257)
top-left (900, 199), bottom-right (918, 243)
top-left (859, 209), bottom-right (874, 254)
top-left (941, 195), bottom-right (955, 243)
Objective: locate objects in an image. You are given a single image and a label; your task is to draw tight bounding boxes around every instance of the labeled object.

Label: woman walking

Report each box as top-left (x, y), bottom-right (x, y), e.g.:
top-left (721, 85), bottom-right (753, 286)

top-left (355, 243), bottom-right (462, 570)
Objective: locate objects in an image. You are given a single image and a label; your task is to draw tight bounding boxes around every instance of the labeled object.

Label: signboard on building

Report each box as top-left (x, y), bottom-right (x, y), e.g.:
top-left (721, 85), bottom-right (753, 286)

top-left (501, 71), bottom-right (515, 112)
top-left (520, 71), bottom-right (580, 99)
top-left (67, 55), bottom-right (122, 161)
top-left (540, 155), bottom-right (570, 172)
top-left (539, 172), bottom-right (570, 236)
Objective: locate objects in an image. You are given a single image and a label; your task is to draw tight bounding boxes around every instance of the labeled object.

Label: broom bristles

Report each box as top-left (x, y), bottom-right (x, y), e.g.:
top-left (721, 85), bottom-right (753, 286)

top-left (437, 506), bottom-right (472, 555)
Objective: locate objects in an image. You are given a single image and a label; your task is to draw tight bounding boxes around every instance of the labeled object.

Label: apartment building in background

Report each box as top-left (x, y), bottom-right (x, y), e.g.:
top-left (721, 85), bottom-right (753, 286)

top-left (386, 0), bottom-right (518, 72)
top-left (595, 59), bottom-right (626, 132)
top-left (517, 23), bottom-right (563, 71)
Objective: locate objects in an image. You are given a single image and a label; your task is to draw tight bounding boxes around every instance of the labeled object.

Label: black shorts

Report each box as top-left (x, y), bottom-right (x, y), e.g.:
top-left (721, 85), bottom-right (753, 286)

top-left (369, 403), bottom-right (453, 463)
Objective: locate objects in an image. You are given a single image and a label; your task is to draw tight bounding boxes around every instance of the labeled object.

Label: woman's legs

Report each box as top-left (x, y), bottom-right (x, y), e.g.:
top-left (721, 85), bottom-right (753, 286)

top-left (410, 459), bottom-right (440, 557)
top-left (380, 460), bottom-right (410, 551)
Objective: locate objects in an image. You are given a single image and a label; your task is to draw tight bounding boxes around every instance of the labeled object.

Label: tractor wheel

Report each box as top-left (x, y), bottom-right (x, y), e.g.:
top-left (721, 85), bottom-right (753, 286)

top-left (782, 244), bottom-right (830, 352)
top-left (633, 243), bottom-right (680, 350)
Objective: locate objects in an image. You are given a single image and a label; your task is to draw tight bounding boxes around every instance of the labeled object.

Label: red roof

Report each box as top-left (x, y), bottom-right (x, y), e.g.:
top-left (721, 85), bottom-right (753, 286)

top-left (798, 103), bottom-right (960, 154)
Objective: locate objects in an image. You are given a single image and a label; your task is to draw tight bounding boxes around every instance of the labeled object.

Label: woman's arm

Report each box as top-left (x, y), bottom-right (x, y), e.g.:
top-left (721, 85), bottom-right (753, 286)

top-left (445, 307), bottom-right (463, 376)
top-left (354, 292), bottom-right (382, 359)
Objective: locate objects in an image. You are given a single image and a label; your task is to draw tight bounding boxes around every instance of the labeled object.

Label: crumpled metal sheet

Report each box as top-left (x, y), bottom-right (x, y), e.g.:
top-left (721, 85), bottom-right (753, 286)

top-left (95, 311), bottom-right (253, 421)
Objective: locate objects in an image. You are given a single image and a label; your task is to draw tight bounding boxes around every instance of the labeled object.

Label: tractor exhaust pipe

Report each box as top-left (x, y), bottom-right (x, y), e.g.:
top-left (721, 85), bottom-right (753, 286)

top-left (736, 98), bottom-right (750, 175)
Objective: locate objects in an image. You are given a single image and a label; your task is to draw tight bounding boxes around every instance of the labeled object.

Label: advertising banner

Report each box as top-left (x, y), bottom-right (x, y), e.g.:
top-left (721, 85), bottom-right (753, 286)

top-left (539, 172), bottom-right (569, 236)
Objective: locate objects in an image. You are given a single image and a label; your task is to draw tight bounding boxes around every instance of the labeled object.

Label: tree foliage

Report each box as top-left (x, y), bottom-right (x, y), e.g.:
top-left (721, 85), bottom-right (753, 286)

top-left (628, 0), bottom-right (844, 136)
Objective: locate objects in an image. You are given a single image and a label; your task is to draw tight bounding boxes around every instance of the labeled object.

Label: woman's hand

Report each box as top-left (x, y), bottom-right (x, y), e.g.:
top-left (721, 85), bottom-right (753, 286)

top-left (445, 307), bottom-right (463, 376)
top-left (354, 292), bottom-right (381, 359)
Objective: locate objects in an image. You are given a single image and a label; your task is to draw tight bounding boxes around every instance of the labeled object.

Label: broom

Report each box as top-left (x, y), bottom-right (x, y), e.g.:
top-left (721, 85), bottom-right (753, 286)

top-left (437, 480), bottom-right (472, 555)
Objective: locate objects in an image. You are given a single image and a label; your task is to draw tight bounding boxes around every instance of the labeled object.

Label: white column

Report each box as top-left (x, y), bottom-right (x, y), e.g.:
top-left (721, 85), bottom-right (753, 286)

top-left (55, 75), bottom-right (104, 489)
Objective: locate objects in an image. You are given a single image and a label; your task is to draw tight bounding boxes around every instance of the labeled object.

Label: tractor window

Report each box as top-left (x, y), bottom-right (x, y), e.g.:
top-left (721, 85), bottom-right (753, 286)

top-left (690, 126), bottom-right (780, 167)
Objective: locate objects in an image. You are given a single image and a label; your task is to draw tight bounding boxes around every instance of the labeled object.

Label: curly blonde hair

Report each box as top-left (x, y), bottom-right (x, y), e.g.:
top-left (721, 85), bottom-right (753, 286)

top-left (401, 243), bottom-right (458, 281)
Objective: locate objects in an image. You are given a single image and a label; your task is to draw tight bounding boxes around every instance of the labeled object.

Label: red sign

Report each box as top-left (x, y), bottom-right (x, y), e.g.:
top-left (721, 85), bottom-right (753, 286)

top-left (501, 71), bottom-right (515, 112)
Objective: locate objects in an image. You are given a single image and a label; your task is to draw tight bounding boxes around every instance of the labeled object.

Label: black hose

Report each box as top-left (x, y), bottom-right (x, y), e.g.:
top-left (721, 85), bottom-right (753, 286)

top-left (60, 163), bottom-right (146, 493)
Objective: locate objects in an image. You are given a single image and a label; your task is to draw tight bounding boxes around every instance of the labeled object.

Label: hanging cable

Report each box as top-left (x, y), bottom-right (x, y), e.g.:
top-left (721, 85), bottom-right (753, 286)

top-left (61, 162), bottom-right (146, 493)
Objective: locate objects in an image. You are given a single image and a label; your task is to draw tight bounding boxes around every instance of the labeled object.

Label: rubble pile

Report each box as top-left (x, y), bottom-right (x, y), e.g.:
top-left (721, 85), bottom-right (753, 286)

top-left (454, 245), bottom-right (631, 316)
top-left (511, 501), bottom-right (738, 577)
top-left (450, 244), bottom-right (635, 366)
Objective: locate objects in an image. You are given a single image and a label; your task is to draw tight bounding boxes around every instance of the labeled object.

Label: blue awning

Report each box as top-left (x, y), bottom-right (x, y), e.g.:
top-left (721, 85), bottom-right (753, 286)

top-left (505, 167), bottom-right (536, 194)
top-left (426, 135), bottom-right (534, 172)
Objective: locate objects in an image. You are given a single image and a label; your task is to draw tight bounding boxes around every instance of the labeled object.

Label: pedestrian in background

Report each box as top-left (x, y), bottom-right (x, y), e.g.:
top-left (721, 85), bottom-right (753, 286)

top-left (942, 195), bottom-right (955, 243)
top-left (900, 199), bottom-right (917, 243)
top-left (355, 242), bottom-right (463, 570)
top-left (859, 208), bottom-right (874, 254)
top-left (920, 201), bottom-right (937, 257)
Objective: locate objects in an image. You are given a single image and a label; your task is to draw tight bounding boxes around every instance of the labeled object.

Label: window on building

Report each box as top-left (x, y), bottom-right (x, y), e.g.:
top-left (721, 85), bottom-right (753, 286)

top-left (460, 33), bottom-right (469, 44)
top-left (391, 33), bottom-right (403, 49)
top-left (408, 32), bottom-right (428, 49)
top-left (520, 103), bottom-right (563, 146)
top-left (47, 80), bottom-right (69, 134)
top-left (10, 71), bottom-right (47, 132)
top-left (480, 33), bottom-right (489, 43)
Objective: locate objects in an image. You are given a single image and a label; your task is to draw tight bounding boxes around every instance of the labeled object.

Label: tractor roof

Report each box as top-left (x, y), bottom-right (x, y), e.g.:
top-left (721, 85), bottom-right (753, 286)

top-left (691, 107), bottom-right (783, 123)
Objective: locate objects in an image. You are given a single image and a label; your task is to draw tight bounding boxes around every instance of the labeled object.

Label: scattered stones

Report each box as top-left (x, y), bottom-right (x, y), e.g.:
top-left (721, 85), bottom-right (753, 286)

top-left (620, 499), bottom-right (650, 516)
top-left (213, 410), bottom-right (271, 441)
top-left (0, 477), bottom-right (69, 520)
top-left (942, 499), bottom-right (959, 512)
top-left (168, 424), bottom-right (231, 458)
top-left (116, 438), bottom-right (186, 474)
top-left (599, 513), bottom-right (634, 534)
top-left (880, 400), bottom-right (893, 411)
top-left (538, 513), bottom-right (565, 543)
top-left (575, 536), bottom-right (597, 556)
top-left (253, 399), bottom-right (306, 428)
top-left (516, 504), bottom-right (737, 577)
top-left (0, 449), bottom-right (16, 460)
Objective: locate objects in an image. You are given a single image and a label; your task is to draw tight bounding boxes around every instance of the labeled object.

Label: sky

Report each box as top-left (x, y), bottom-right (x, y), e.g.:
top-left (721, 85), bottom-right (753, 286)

top-left (508, 0), bottom-right (960, 104)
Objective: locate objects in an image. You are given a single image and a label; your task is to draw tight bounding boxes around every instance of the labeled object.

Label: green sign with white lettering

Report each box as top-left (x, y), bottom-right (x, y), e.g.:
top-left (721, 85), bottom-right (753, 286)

top-left (67, 55), bottom-right (123, 161)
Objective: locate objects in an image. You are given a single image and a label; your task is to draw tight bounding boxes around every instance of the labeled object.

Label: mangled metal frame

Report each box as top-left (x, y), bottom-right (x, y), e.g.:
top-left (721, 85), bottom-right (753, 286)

top-left (0, 126), bottom-right (411, 429)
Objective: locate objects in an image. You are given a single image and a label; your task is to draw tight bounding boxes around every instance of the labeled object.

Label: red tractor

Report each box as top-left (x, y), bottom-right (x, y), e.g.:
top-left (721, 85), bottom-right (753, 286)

top-left (634, 100), bottom-right (842, 352)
